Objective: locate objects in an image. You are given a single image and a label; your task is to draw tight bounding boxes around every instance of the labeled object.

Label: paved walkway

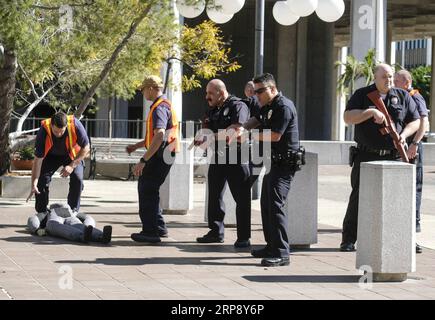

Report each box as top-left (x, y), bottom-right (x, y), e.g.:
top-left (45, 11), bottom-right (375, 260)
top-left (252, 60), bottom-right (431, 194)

top-left (0, 165), bottom-right (435, 300)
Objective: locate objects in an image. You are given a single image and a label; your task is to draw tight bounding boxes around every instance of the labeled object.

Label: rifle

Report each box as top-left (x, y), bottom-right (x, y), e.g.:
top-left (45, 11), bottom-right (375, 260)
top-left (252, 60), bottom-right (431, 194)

top-left (367, 90), bottom-right (409, 163)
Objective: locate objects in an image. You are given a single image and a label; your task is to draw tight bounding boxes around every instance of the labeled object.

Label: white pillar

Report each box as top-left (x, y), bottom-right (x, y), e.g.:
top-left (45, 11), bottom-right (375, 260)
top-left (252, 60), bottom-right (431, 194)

top-left (348, 0), bottom-right (387, 141)
top-left (160, 141), bottom-right (194, 214)
top-left (430, 37), bottom-right (435, 131)
top-left (337, 46), bottom-right (348, 141)
top-left (164, 0), bottom-right (183, 125)
top-left (426, 38), bottom-right (432, 66)
top-left (356, 161), bottom-right (416, 282)
top-left (390, 42), bottom-right (396, 66)
top-left (350, 0), bottom-right (387, 67)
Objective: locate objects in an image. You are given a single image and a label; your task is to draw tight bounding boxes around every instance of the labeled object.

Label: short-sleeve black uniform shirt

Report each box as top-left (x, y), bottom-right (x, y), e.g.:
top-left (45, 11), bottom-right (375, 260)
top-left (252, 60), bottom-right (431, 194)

top-left (346, 84), bottom-right (420, 149)
top-left (255, 94), bottom-right (300, 154)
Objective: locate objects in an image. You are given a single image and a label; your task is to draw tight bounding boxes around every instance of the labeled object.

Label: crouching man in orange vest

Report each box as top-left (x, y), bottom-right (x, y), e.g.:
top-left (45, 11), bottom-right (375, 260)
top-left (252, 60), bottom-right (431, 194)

top-left (126, 75), bottom-right (180, 243)
top-left (28, 111), bottom-right (90, 213)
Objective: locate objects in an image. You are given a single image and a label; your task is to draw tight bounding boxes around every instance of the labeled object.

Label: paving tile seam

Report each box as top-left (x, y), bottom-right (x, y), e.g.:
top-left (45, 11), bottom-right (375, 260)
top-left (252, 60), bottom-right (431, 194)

top-left (94, 265), bottom-right (138, 295)
top-left (0, 247), bottom-right (55, 295)
top-left (0, 286), bottom-right (14, 300)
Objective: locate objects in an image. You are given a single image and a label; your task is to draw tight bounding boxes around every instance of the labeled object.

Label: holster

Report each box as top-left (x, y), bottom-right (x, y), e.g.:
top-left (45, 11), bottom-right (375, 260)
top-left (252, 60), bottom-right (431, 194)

top-left (349, 146), bottom-right (358, 167)
top-left (271, 146), bottom-right (306, 171)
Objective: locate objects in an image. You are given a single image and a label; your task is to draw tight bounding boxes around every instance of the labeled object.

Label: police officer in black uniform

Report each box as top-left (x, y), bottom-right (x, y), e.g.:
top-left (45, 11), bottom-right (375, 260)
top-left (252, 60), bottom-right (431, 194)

top-left (195, 79), bottom-right (252, 248)
top-left (341, 64), bottom-right (420, 252)
top-left (230, 73), bottom-right (302, 267)
top-left (243, 80), bottom-right (263, 185)
top-left (394, 69), bottom-right (429, 254)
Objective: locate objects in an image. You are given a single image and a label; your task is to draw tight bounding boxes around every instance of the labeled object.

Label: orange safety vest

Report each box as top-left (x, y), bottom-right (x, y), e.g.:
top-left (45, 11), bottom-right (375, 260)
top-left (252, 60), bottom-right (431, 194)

top-left (145, 97), bottom-right (180, 153)
top-left (41, 115), bottom-right (81, 160)
top-left (409, 89), bottom-right (419, 97)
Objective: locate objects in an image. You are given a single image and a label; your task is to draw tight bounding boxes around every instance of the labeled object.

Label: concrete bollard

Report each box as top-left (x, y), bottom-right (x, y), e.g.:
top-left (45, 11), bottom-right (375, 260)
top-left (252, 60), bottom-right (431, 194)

top-left (160, 141), bottom-right (194, 215)
top-left (356, 161), bottom-right (416, 282)
top-left (204, 152), bottom-right (318, 239)
top-left (285, 152), bottom-right (318, 248)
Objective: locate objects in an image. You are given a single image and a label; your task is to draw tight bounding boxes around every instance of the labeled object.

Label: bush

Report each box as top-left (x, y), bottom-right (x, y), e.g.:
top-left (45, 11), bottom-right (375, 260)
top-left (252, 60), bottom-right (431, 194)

top-left (17, 146), bottom-right (35, 160)
top-left (410, 65), bottom-right (431, 106)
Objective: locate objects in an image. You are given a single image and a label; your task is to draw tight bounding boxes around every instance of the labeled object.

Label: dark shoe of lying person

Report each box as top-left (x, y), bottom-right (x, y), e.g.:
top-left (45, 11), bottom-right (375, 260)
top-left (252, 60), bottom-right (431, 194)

top-left (340, 242), bottom-right (356, 252)
top-left (83, 225), bottom-right (94, 243)
top-left (131, 232), bottom-right (161, 243)
top-left (261, 257), bottom-right (290, 267)
top-left (251, 247), bottom-right (273, 258)
top-left (102, 226), bottom-right (112, 244)
top-left (196, 234), bottom-right (224, 243)
top-left (234, 239), bottom-right (251, 248)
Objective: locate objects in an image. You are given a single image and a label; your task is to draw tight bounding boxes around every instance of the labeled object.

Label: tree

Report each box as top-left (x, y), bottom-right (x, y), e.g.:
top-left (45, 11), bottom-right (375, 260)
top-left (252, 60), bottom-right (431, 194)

top-left (0, 0), bottom-right (34, 176)
top-left (410, 65), bottom-right (431, 105)
top-left (336, 48), bottom-right (377, 98)
top-left (0, 0), bottom-right (240, 175)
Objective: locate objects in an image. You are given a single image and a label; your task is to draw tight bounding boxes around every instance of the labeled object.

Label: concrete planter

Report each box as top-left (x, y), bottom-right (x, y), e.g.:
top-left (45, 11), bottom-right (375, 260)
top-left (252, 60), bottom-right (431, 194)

top-left (11, 159), bottom-right (33, 171)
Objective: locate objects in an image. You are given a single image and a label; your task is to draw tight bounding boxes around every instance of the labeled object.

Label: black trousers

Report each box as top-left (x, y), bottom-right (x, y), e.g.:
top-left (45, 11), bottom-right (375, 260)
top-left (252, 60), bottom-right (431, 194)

top-left (260, 164), bottom-right (296, 258)
top-left (137, 155), bottom-right (173, 235)
top-left (415, 142), bottom-right (423, 233)
top-left (35, 155), bottom-right (84, 213)
top-left (342, 150), bottom-right (397, 244)
top-left (207, 163), bottom-right (251, 240)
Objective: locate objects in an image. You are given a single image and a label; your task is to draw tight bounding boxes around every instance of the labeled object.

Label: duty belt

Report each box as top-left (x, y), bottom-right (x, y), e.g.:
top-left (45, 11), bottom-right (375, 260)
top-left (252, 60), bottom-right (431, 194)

top-left (357, 145), bottom-right (397, 156)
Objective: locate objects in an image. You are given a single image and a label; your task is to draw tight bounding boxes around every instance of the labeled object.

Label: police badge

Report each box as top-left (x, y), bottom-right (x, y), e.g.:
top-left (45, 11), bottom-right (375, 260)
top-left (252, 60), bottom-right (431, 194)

top-left (223, 107), bottom-right (229, 116)
top-left (267, 110), bottom-right (273, 119)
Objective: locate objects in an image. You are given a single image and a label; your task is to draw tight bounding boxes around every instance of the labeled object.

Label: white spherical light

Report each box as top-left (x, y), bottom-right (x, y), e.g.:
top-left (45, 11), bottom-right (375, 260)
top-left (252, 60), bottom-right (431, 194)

top-left (214, 0), bottom-right (245, 15)
top-left (206, 6), bottom-right (233, 24)
top-left (176, 0), bottom-right (205, 18)
top-left (273, 1), bottom-right (300, 26)
top-left (315, 0), bottom-right (345, 22)
top-left (288, 0), bottom-right (318, 17)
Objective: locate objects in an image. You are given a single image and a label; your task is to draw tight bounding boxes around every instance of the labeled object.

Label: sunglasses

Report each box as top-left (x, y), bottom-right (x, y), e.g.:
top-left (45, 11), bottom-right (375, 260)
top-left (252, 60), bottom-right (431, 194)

top-left (254, 86), bottom-right (270, 95)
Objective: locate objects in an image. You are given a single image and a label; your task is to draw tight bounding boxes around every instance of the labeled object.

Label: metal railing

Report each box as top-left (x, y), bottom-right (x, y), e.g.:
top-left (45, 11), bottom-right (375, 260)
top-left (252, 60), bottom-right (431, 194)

top-left (9, 117), bottom-right (203, 140)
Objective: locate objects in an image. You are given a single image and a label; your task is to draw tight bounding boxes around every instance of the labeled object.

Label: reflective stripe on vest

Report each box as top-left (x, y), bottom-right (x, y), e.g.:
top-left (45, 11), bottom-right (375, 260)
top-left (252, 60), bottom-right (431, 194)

top-left (145, 98), bottom-right (180, 153)
top-left (41, 115), bottom-right (81, 160)
top-left (409, 89), bottom-right (419, 97)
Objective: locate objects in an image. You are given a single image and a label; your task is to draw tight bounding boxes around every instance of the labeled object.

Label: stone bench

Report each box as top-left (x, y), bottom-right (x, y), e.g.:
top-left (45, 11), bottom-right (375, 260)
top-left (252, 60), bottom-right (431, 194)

top-left (88, 137), bottom-right (146, 180)
top-left (0, 172), bottom-right (69, 199)
top-left (356, 161), bottom-right (416, 282)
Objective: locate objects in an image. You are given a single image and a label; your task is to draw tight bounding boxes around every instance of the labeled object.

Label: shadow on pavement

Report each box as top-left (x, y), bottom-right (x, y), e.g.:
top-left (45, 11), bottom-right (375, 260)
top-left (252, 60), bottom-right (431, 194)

top-left (1, 235), bottom-right (111, 247)
top-left (318, 229), bottom-right (341, 234)
top-left (291, 247), bottom-right (342, 253)
top-left (0, 224), bottom-right (24, 229)
top-left (243, 275), bottom-right (361, 283)
top-left (55, 256), bottom-right (258, 267)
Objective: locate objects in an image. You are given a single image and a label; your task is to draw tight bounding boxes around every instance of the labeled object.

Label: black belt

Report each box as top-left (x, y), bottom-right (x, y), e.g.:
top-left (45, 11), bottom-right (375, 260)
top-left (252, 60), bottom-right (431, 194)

top-left (357, 145), bottom-right (396, 156)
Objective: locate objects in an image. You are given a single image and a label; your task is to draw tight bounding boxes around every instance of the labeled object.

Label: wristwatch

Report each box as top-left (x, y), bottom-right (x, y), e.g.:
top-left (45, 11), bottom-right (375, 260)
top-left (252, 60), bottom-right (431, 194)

top-left (139, 157), bottom-right (147, 164)
top-left (411, 141), bottom-right (419, 146)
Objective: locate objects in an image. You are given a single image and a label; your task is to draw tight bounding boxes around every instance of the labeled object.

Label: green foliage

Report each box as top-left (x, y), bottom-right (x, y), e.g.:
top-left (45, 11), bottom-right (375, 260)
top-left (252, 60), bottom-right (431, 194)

top-left (1, 1), bottom-right (240, 115)
top-left (410, 65), bottom-right (432, 106)
top-left (17, 146), bottom-right (35, 160)
top-left (336, 48), bottom-right (378, 97)
top-left (179, 20), bottom-right (241, 91)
